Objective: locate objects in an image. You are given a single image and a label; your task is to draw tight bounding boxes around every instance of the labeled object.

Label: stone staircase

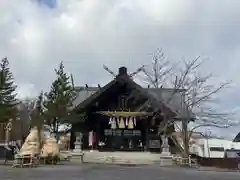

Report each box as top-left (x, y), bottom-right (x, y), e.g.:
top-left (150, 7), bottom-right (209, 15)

top-left (65, 150), bottom-right (199, 167)
top-left (71, 151), bottom-right (162, 165)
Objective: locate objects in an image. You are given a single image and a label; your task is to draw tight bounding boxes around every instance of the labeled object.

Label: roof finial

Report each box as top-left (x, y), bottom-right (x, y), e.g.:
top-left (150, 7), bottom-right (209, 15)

top-left (103, 65), bottom-right (116, 77)
top-left (118, 66), bottom-right (127, 76)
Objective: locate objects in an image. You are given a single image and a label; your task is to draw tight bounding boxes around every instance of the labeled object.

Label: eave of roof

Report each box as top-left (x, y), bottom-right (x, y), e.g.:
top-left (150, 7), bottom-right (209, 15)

top-left (72, 77), bottom-right (176, 118)
top-left (73, 78), bottom-right (117, 112)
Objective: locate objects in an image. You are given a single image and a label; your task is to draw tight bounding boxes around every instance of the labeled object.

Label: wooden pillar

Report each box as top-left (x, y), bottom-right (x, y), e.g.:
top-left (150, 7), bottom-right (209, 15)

top-left (95, 116), bottom-right (100, 150)
top-left (70, 128), bottom-right (76, 150)
top-left (145, 118), bottom-right (149, 151)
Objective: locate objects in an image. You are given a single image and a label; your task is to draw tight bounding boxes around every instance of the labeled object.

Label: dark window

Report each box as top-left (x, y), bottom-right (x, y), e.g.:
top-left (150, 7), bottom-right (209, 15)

top-left (209, 147), bottom-right (224, 151)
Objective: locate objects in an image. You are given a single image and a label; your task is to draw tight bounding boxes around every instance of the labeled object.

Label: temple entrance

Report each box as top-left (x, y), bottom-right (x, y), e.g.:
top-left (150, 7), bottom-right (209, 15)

top-left (97, 116), bottom-right (146, 151)
top-left (89, 83), bottom-right (152, 152)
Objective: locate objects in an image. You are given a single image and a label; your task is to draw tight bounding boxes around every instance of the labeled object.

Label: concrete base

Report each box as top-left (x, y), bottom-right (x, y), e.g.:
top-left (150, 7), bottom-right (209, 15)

top-left (159, 157), bottom-right (173, 166)
top-left (71, 151), bottom-right (84, 164)
top-left (73, 140), bottom-right (83, 156)
top-left (72, 151), bottom-right (84, 156)
top-left (160, 151), bottom-right (172, 157)
top-left (73, 143), bottom-right (81, 151)
top-left (159, 154), bottom-right (173, 166)
top-left (159, 148), bottom-right (173, 166)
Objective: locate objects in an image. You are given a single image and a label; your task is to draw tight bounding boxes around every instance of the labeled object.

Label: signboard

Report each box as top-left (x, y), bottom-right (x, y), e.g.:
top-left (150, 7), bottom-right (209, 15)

top-left (104, 129), bottom-right (141, 137)
top-left (149, 140), bottom-right (160, 148)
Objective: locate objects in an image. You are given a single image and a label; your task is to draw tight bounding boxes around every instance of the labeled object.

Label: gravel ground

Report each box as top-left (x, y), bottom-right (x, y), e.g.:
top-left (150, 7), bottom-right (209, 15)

top-left (0, 164), bottom-right (240, 180)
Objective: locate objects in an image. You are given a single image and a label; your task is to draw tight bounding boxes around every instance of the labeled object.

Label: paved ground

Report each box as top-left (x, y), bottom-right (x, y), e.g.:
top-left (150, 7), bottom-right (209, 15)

top-left (1, 164), bottom-right (240, 180)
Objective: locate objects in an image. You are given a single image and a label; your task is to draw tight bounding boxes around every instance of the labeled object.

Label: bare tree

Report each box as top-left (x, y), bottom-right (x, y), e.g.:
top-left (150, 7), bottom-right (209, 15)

top-left (141, 49), bottom-right (236, 158)
top-left (19, 98), bottom-right (36, 113)
top-left (17, 98), bottom-right (37, 139)
top-left (141, 48), bottom-right (174, 88)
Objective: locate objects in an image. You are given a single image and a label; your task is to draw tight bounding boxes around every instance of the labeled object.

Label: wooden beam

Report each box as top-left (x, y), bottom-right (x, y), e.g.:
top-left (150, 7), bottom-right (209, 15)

top-left (134, 99), bottom-right (151, 112)
top-left (95, 111), bottom-right (153, 117)
top-left (126, 89), bottom-right (139, 101)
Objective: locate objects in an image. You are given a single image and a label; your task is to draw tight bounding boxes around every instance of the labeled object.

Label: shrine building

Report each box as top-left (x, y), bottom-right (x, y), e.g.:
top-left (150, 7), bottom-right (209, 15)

top-left (67, 66), bottom-right (192, 153)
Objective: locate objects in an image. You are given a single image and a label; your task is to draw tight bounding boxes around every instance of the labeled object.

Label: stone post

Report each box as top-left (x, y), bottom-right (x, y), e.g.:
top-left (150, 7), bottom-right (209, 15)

top-left (160, 135), bottom-right (171, 156)
top-left (73, 132), bottom-right (82, 153)
top-left (160, 135), bottom-right (173, 166)
top-left (73, 132), bottom-right (84, 163)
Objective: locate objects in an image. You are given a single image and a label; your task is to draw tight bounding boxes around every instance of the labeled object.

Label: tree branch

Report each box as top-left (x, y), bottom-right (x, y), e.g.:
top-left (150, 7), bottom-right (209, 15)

top-left (141, 49), bottom-right (236, 157)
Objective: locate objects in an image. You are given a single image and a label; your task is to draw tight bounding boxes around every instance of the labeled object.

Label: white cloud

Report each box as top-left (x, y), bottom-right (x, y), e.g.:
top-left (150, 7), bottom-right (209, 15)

top-left (17, 83), bottom-right (38, 100)
top-left (0, 0), bottom-right (240, 137)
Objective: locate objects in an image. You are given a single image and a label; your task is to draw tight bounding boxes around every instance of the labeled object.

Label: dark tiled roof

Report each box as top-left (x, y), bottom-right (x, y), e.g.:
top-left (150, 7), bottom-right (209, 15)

top-left (73, 84), bottom-right (188, 117)
top-left (68, 66), bottom-right (195, 126)
top-left (72, 87), bottom-right (99, 107)
top-left (73, 79), bottom-right (117, 111)
top-left (147, 88), bottom-right (184, 115)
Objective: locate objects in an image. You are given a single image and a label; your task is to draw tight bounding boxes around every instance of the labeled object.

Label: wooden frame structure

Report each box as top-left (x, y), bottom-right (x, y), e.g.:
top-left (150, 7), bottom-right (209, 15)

top-left (13, 155), bottom-right (39, 168)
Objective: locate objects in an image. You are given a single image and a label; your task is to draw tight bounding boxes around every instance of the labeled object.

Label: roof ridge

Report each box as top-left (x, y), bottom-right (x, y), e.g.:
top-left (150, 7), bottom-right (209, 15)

top-left (75, 86), bottom-right (184, 91)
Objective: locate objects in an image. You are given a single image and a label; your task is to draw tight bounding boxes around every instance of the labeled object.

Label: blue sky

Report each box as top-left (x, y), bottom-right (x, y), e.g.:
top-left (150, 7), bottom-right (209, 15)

top-left (0, 0), bottom-right (240, 139)
top-left (38, 0), bottom-right (56, 8)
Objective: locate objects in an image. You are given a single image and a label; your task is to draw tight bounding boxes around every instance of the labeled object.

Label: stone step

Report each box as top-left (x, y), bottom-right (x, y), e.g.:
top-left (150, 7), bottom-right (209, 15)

top-left (71, 155), bottom-right (158, 165)
top-left (69, 151), bottom-right (172, 165)
top-left (83, 151), bottom-right (161, 158)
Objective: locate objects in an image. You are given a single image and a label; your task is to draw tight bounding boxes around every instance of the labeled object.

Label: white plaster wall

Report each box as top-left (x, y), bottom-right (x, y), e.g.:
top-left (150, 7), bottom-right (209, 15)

top-left (192, 138), bottom-right (240, 158)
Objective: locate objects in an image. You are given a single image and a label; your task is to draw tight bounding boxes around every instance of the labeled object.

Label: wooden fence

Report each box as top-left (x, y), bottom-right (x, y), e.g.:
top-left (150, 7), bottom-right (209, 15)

top-left (0, 121), bottom-right (26, 142)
